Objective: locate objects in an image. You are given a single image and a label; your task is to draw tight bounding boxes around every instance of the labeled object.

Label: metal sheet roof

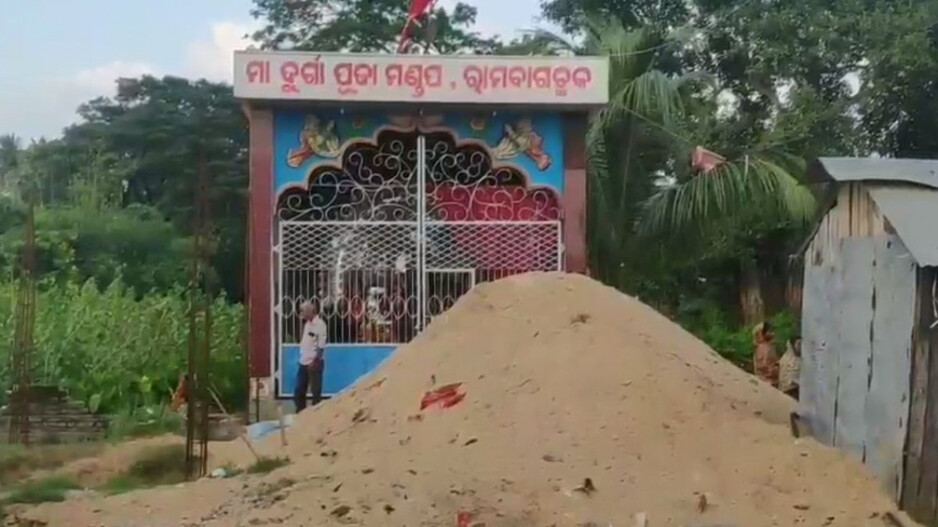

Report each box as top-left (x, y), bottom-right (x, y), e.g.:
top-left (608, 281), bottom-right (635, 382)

top-left (866, 185), bottom-right (938, 267)
top-left (809, 157), bottom-right (938, 189)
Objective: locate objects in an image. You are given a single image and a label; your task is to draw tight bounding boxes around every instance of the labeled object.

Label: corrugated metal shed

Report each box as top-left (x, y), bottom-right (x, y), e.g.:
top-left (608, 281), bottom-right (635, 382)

top-left (866, 185), bottom-right (938, 267)
top-left (802, 157), bottom-right (938, 524)
top-left (807, 158), bottom-right (938, 267)
top-left (809, 157), bottom-right (938, 189)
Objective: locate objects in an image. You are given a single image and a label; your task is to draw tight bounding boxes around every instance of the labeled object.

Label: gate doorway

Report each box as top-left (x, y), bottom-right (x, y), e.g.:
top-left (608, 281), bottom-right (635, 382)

top-left (274, 127), bottom-right (563, 396)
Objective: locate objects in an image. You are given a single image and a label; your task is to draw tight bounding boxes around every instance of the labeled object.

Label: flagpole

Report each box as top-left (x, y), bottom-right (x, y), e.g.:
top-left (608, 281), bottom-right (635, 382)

top-left (397, 0), bottom-right (438, 54)
top-left (422, 0), bottom-right (439, 54)
top-left (397, 17), bottom-right (415, 53)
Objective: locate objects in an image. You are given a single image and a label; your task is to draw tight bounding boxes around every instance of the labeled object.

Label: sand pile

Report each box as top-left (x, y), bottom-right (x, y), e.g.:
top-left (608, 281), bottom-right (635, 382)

top-left (13, 273), bottom-right (914, 527)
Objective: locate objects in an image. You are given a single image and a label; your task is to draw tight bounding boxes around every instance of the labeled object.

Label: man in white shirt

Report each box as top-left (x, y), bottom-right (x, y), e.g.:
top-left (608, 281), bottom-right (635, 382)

top-left (294, 301), bottom-right (328, 413)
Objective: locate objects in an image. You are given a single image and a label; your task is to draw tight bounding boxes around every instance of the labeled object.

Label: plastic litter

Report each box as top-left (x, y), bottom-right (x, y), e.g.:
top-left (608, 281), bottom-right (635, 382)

top-left (420, 383), bottom-right (466, 411)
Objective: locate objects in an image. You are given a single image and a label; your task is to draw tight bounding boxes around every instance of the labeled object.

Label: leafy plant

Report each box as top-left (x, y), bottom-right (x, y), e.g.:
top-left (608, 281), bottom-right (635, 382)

top-left (101, 444), bottom-right (189, 494)
top-left (0, 205), bottom-right (190, 297)
top-left (107, 406), bottom-right (184, 440)
top-left (125, 444), bottom-right (189, 484)
top-left (678, 302), bottom-right (800, 369)
top-left (247, 456), bottom-right (290, 475)
top-left (0, 444), bottom-right (102, 486)
top-left (0, 277), bottom-right (246, 415)
top-left (3, 476), bottom-right (81, 505)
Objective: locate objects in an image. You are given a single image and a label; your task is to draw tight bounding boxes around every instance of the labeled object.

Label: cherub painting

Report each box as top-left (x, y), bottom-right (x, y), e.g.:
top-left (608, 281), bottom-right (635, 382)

top-left (492, 118), bottom-right (552, 171)
top-left (287, 115), bottom-right (341, 168)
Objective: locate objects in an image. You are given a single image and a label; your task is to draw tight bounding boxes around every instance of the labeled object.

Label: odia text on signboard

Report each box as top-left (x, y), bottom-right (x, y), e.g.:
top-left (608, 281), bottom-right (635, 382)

top-left (234, 52), bottom-right (609, 105)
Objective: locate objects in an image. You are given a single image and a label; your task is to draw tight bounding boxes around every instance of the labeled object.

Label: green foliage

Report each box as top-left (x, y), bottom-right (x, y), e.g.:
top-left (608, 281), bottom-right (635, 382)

top-left (99, 475), bottom-right (145, 495)
top-left (679, 305), bottom-right (800, 369)
top-left (0, 205), bottom-right (189, 295)
top-left (125, 445), bottom-right (188, 484)
top-left (250, 0), bottom-right (499, 53)
top-left (7, 75), bottom-right (248, 301)
top-left (679, 302), bottom-right (752, 367)
top-left (101, 444), bottom-right (190, 494)
top-left (855, 1), bottom-right (938, 157)
top-left (247, 456), bottom-right (290, 475)
top-left (107, 406), bottom-right (185, 440)
top-left (542, 0), bottom-right (692, 35)
top-left (3, 476), bottom-right (81, 505)
top-left (0, 444), bottom-right (103, 486)
top-left (0, 278), bottom-right (245, 414)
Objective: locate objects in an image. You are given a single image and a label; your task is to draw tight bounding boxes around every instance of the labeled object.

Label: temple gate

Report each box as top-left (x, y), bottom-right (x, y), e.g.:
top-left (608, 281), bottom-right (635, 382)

top-left (235, 52), bottom-right (608, 402)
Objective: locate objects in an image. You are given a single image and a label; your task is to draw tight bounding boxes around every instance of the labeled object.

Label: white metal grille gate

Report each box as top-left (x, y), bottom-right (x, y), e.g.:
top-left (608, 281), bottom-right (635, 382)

top-left (275, 130), bottom-right (563, 366)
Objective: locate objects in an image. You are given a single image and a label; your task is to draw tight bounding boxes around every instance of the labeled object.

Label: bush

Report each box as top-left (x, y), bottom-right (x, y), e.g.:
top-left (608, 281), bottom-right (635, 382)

top-left (3, 476), bottom-right (81, 505)
top-left (247, 456), bottom-right (290, 475)
top-left (107, 406), bottom-right (184, 440)
top-left (0, 444), bottom-right (102, 486)
top-left (0, 205), bottom-right (191, 297)
top-left (677, 300), bottom-right (800, 369)
top-left (126, 444), bottom-right (189, 484)
top-left (0, 277), bottom-right (245, 414)
top-left (101, 444), bottom-right (190, 494)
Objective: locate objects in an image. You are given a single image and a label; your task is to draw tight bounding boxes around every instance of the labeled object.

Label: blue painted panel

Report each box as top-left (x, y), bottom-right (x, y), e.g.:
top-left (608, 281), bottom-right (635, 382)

top-left (273, 109), bottom-right (565, 193)
top-left (280, 344), bottom-right (396, 397)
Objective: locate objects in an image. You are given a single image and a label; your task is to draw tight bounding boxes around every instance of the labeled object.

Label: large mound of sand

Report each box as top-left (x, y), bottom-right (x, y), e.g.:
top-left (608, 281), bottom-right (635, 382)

top-left (13, 273), bottom-right (913, 527)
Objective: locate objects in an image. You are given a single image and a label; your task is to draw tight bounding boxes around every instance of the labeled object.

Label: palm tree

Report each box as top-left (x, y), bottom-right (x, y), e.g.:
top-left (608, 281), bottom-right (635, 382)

top-left (638, 109), bottom-right (815, 322)
top-left (533, 19), bottom-right (816, 322)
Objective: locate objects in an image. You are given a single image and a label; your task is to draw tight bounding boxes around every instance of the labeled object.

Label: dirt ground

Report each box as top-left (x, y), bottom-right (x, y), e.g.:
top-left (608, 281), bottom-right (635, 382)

top-left (6, 273), bottom-right (921, 527)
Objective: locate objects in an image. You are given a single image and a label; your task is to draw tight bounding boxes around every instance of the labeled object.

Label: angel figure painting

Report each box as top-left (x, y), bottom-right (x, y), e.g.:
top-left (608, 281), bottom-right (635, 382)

top-left (492, 118), bottom-right (552, 171)
top-left (287, 115), bottom-right (342, 168)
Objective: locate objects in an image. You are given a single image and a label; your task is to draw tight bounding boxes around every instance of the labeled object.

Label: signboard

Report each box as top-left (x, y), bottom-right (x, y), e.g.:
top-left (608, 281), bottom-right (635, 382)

top-left (234, 51), bottom-right (609, 106)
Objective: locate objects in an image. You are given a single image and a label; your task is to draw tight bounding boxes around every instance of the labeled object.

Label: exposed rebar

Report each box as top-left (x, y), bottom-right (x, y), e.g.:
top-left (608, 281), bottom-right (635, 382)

top-left (185, 150), bottom-right (213, 479)
top-left (8, 195), bottom-right (37, 445)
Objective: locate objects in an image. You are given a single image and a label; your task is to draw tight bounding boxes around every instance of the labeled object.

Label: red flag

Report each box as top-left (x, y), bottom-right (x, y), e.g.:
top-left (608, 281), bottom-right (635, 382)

top-left (691, 146), bottom-right (726, 174)
top-left (397, 0), bottom-right (436, 53)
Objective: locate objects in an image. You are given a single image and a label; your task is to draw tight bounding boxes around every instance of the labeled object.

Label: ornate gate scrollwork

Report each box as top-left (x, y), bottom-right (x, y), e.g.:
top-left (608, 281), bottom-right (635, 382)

top-left (278, 128), bottom-right (561, 223)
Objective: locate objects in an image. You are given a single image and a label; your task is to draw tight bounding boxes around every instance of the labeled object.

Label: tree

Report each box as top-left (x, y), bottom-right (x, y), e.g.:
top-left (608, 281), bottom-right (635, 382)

top-left (541, 0), bottom-right (691, 35)
top-left (0, 205), bottom-right (190, 296)
top-left (855, 0), bottom-right (938, 158)
top-left (250, 0), bottom-right (499, 53)
top-left (21, 76), bottom-right (249, 300)
top-left (531, 18), bottom-right (814, 323)
top-left (66, 76), bottom-right (247, 216)
top-left (688, 0), bottom-right (864, 159)
top-left (542, 0), bottom-right (868, 156)
top-left (0, 134), bottom-right (19, 171)
top-left (0, 134), bottom-right (22, 199)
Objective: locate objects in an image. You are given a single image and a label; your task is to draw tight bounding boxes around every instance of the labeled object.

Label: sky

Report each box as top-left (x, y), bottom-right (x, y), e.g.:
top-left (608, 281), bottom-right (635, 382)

top-left (0, 0), bottom-right (548, 140)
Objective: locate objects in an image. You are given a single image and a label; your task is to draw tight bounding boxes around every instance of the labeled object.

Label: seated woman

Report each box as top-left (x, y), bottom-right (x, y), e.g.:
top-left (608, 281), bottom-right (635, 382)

top-left (752, 322), bottom-right (779, 387)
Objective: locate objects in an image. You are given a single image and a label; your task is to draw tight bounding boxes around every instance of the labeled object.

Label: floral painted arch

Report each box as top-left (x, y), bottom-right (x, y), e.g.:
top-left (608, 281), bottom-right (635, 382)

top-left (276, 128), bottom-right (562, 223)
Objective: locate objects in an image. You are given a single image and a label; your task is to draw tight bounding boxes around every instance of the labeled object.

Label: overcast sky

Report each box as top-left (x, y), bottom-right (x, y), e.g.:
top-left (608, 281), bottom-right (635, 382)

top-left (0, 0), bottom-right (549, 140)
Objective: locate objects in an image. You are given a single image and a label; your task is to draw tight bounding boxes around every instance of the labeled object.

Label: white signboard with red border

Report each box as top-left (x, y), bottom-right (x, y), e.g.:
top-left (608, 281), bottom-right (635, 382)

top-left (234, 51), bottom-right (609, 105)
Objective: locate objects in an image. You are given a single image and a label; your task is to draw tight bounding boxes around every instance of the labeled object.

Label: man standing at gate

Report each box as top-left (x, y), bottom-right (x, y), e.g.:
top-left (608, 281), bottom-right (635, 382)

top-left (294, 301), bottom-right (328, 413)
